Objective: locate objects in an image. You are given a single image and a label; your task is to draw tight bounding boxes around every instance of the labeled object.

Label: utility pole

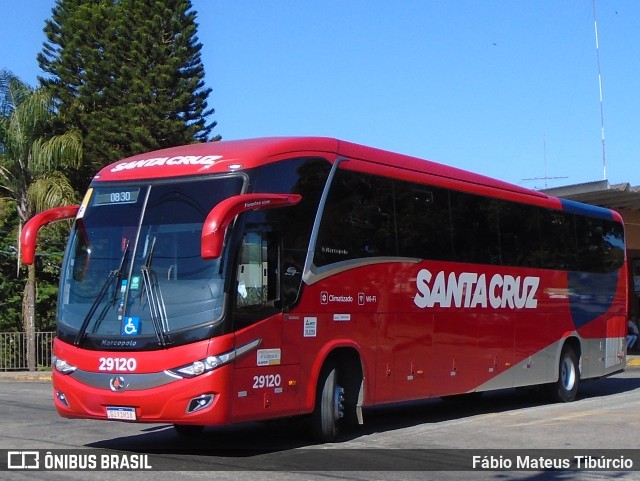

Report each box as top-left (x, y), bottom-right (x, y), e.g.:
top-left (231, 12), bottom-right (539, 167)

top-left (592, 0), bottom-right (607, 180)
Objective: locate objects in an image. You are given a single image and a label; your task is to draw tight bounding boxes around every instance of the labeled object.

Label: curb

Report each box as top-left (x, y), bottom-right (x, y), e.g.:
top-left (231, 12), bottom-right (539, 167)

top-left (0, 371), bottom-right (52, 382)
top-left (627, 357), bottom-right (640, 367)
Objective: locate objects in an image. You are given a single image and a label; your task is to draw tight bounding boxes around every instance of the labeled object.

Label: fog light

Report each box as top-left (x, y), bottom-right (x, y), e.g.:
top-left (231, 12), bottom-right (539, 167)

top-left (56, 391), bottom-right (69, 407)
top-left (186, 394), bottom-right (214, 414)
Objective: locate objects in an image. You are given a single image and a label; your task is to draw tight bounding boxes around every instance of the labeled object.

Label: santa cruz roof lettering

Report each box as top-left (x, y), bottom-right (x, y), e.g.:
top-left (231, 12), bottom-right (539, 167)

top-left (111, 155), bottom-right (223, 172)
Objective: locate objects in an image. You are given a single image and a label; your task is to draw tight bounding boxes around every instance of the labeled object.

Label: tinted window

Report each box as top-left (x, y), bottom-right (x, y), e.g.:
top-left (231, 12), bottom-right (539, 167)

top-left (540, 210), bottom-right (578, 271)
top-left (312, 167), bottom-right (624, 274)
top-left (450, 191), bottom-right (500, 264)
top-left (395, 182), bottom-right (452, 260)
top-left (234, 158), bottom-right (331, 320)
top-left (315, 169), bottom-right (395, 267)
top-left (498, 202), bottom-right (541, 267)
top-left (252, 157), bottom-right (331, 253)
top-left (602, 220), bottom-right (625, 272)
top-left (575, 216), bottom-right (604, 272)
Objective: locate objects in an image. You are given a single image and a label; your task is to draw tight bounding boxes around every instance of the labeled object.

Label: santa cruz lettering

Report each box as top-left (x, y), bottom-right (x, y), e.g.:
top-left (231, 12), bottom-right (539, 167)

top-left (111, 155), bottom-right (222, 172)
top-left (414, 269), bottom-right (539, 309)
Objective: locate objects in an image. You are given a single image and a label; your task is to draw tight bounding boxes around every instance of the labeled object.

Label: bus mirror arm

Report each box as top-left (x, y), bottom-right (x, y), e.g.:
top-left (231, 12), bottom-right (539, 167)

top-left (21, 205), bottom-right (80, 265)
top-left (201, 193), bottom-right (302, 260)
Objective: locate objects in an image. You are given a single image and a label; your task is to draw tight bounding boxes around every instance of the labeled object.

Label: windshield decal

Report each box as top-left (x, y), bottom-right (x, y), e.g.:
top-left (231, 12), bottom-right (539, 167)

top-left (77, 188), bottom-right (93, 219)
top-left (122, 317), bottom-right (140, 336)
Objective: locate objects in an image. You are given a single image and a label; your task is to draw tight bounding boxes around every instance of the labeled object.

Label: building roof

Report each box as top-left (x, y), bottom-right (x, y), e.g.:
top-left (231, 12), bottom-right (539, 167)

top-left (543, 180), bottom-right (640, 211)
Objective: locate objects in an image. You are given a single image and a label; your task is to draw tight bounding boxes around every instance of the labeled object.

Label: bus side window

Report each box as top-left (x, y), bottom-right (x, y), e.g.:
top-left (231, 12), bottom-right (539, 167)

top-left (237, 232), bottom-right (268, 307)
top-left (281, 248), bottom-right (304, 307)
top-left (234, 228), bottom-right (280, 327)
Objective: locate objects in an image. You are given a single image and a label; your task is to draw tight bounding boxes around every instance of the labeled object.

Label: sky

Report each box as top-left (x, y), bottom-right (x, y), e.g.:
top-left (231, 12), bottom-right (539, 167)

top-left (2, 0), bottom-right (640, 190)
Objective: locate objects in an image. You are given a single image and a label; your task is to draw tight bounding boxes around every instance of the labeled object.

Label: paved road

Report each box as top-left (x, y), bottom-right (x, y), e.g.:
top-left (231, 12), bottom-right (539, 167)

top-left (1, 367), bottom-right (640, 480)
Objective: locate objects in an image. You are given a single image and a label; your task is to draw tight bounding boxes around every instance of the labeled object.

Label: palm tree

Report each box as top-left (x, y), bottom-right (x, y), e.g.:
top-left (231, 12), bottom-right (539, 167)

top-left (0, 70), bottom-right (82, 370)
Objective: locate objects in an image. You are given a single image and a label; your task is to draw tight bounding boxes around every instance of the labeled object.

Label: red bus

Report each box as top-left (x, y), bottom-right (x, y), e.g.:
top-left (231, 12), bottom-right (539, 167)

top-left (22, 137), bottom-right (627, 442)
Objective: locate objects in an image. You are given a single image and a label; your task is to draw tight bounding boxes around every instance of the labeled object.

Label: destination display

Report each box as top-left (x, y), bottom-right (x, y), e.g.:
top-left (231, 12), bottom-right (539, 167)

top-left (93, 188), bottom-right (140, 206)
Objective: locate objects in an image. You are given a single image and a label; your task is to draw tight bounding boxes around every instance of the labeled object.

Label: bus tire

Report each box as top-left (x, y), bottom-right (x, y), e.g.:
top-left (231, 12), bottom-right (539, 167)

top-left (546, 345), bottom-right (579, 402)
top-left (312, 364), bottom-right (344, 443)
top-left (173, 424), bottom-right (205, 436)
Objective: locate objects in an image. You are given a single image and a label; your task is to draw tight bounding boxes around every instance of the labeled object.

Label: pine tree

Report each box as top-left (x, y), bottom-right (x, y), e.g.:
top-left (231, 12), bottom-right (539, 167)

top-left (38, 0), bottom-right (217, 191)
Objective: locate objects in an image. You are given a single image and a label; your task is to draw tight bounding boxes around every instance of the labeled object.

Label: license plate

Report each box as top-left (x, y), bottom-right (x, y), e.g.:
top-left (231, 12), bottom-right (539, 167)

top-left (106, 406), bottom-right (136, 421)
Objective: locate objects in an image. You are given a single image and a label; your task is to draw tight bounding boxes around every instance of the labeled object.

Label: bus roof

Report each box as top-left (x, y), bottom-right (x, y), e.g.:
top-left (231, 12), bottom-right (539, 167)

top-left (92, 137), bottom-right (615, 217)
top-left (93, 137), bottom-right (342, 182)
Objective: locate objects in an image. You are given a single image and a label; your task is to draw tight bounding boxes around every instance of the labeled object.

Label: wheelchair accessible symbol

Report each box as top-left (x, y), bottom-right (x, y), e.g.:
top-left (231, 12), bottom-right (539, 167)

top-left (122, 317), bottom-right (140, 336)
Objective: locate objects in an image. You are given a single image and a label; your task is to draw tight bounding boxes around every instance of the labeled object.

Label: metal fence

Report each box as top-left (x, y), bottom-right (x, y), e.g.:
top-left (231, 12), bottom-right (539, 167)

top-left (0, 332), bottom-right (55, 371)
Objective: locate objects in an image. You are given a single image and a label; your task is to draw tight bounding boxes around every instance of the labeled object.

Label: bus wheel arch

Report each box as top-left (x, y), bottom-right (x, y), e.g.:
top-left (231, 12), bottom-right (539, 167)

top-left (546, 338), bottom-right (581, 403)
top-left (311, 347), bottom-right (364, 443)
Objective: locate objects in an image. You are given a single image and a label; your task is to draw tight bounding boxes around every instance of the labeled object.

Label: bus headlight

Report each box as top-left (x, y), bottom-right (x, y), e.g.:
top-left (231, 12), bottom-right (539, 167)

top-left (167, 338), bottom-right (261, 379)
top-left (52, 355), bottom-right (77, 374)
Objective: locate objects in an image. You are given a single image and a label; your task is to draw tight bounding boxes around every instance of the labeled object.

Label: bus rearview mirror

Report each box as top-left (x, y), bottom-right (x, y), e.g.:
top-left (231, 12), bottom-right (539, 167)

top-left (201, 193), bottom-right (302, 260)
top-left (21, 205), bottom-right (80, 265)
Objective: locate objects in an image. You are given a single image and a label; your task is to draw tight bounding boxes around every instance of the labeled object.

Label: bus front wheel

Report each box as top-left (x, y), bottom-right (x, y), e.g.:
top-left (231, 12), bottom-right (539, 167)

top-left (546, 345), bottom-right (579, 402)
top-left (312, 364), bottom-right (344, 443)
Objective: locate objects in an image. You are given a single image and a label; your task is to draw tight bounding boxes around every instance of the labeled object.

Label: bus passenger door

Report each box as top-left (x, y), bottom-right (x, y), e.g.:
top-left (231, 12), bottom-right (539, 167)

top-left (231, 228), bottom-right (301, 422)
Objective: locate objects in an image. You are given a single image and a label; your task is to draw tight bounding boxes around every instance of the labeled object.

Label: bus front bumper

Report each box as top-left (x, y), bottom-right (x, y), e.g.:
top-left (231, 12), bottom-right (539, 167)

top-left (52, 366), bottom-right (232, 425)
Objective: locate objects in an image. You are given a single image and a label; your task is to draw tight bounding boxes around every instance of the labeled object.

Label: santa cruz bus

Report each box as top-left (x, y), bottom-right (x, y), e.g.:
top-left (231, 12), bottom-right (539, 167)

top-left (21, 137), bottom-right (627, 442)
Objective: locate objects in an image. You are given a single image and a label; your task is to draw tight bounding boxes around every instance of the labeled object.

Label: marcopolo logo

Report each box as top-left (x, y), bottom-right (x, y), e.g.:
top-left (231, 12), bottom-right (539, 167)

top-left (413, 269), bottom-right (540, 310)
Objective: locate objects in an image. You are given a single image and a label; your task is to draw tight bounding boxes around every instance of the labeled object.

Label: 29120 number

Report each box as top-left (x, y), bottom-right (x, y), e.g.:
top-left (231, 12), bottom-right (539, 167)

top-left (253, 374), bottom-right (281, 389)
top-left (98, 357), bottom-right (137, 372)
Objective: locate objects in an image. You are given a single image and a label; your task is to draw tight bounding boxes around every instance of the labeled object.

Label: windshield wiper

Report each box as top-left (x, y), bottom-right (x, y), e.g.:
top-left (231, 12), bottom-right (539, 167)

top-left (140, 236), bottom-right (171, 346)
top-left (74, 241), bottom-right (130, 347)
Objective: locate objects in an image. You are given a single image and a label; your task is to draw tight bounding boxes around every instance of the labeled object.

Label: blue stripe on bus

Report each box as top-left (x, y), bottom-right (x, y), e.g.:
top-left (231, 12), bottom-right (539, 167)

top-left (567, 271), bottom-right (619, 329)
top-left (560, 198), bottom-right (614, 220)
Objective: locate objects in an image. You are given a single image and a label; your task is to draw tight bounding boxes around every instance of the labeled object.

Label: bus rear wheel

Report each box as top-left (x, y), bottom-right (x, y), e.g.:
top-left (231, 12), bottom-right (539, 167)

top-left (546, 345), bottom-right (579, 402)
top-left (312, 364), bottom-right (345, 443)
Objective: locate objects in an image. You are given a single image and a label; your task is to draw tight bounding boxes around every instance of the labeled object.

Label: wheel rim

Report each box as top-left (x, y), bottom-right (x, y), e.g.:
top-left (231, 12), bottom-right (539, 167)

top-left (333, 386), bottom-right (345, 421)
top-left (560, 357), bottom-right (576, 391)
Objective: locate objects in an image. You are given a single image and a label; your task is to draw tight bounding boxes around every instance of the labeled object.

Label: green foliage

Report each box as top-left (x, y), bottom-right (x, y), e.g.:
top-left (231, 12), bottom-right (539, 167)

top-left (0, 201), bottom-right (24, 332)
top-left (34, 221), bottom-right (70, 332)
top-left (0, 71), bottom-right (81, 370)
top-left (38, 0), bottom-right (218, 192)
top-left (0, 200), bottom-right (68, 333)
top-left (0, 70), bottom-right (82, 223)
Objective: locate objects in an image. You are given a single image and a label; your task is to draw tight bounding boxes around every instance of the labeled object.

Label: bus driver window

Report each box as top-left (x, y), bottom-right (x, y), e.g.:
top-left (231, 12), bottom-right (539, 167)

top-left (236, 232), bottom-right (269, 308)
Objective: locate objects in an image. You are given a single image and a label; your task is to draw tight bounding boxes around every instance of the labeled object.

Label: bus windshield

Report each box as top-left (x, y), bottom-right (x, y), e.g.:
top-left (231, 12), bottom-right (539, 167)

top-left (58, 175), bottom-right (244, 348)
